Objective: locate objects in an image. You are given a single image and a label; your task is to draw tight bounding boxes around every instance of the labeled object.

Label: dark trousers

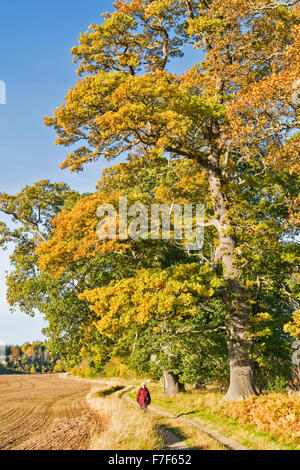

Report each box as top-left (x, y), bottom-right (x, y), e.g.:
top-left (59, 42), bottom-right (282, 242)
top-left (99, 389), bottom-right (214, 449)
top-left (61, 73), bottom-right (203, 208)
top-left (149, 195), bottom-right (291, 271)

top-left (139, 404), bottom-right (148, 412)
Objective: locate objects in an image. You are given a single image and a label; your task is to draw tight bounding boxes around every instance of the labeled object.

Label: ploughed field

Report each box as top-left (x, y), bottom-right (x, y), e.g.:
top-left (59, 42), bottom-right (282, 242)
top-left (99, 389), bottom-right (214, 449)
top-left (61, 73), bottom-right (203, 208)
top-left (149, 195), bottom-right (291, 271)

top-left (0, 374), bottom-right (103, 450)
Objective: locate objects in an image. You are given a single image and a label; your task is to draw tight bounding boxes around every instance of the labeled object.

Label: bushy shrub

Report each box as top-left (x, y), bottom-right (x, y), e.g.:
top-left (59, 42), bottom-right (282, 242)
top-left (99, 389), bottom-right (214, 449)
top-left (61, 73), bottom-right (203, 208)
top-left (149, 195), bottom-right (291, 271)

top-left (225, 393), bottom-right (300, 442)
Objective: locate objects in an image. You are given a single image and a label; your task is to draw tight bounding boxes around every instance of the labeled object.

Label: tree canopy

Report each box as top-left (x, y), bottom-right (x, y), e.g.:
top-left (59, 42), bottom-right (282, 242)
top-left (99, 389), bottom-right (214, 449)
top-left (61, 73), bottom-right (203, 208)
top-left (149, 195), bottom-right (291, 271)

top-left (1, 0), bottom-right (299, 398)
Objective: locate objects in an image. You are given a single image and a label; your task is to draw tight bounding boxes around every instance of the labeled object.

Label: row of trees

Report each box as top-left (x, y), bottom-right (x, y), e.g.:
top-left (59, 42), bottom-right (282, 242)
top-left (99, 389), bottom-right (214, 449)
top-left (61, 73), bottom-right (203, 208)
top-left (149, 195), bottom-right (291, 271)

top-left (0, 0), bottom-right (299, 399)
top-left (4, 342), bottom-right (64, 374)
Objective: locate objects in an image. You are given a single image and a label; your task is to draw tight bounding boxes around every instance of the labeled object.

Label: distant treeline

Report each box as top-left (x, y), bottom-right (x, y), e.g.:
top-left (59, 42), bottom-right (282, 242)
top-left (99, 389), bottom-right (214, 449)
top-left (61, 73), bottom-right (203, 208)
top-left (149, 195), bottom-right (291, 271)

top-left (4, 342), bottom-right (65, 374)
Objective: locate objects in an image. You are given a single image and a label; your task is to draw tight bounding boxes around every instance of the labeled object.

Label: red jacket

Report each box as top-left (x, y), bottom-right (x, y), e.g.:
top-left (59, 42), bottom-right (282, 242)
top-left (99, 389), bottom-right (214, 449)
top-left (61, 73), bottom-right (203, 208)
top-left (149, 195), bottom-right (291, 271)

top-left (136, 386), bottom-right (151, 406)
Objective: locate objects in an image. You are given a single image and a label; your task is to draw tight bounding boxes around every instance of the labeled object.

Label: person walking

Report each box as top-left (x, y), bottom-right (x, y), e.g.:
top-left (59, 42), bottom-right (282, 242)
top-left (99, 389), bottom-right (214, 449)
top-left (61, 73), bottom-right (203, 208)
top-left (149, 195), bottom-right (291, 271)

top-left (136, 381), bottom-right (151, 412)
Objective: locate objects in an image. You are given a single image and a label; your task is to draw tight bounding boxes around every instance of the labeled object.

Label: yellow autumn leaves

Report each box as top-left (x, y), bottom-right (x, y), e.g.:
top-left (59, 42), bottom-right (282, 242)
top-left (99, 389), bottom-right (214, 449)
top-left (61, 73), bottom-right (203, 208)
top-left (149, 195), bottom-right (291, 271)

top-left (79, 263), bottom-right (215, 337)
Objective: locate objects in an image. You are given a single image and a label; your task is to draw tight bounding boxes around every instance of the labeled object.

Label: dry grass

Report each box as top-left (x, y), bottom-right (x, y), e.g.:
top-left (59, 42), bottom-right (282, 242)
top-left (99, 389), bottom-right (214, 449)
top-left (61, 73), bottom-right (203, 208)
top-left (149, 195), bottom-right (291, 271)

top-left (136, 383), bottom-right (300, 450)
top-left (86, 381), bottom-right (224, 450)
top-left (225, 393), bottom-right (300, 442)
top-left (158, 417), bottom-right (226, 450)
top-left (93, 385), bottom-right (125, 397)
top-left (74, 374), bottom-right (300, 450)
top-left (87, 388), bottom-right (164, 450)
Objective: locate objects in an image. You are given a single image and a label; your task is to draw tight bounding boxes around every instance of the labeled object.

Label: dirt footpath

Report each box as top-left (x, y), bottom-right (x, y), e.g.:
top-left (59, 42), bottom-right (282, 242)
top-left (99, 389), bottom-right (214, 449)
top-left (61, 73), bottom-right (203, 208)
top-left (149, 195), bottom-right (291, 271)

top-left (0, 374), bottom-right (104, 450)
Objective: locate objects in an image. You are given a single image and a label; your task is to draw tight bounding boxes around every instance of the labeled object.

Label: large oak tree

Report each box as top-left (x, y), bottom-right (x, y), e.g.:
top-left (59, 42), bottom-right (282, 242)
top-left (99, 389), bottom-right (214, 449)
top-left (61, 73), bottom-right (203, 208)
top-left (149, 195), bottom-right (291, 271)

top-left (44, 0), bottom-right (299, 399)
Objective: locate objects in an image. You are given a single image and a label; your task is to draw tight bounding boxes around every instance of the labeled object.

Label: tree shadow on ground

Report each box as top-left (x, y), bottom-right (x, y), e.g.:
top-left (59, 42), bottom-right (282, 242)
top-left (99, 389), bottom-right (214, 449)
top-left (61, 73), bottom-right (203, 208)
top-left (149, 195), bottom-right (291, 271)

top-left (158, 423), bottom-right (203, 450)
top-left (0, 364), bottom-right (26, 375)
top-left (174, 410), bottom-right (201, 418)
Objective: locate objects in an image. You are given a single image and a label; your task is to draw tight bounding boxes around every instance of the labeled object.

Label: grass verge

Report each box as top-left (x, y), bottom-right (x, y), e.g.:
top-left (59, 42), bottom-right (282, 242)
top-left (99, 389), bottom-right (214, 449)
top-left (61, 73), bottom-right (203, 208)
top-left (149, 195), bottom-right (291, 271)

top-left (157, 416), bottom-right (226, 450)
top-left (87, 387), bottom-right (165, 450)
top-left (128, 383), bottom-right (299, 450)
top-left (93, 385), bottom-right (125, 397)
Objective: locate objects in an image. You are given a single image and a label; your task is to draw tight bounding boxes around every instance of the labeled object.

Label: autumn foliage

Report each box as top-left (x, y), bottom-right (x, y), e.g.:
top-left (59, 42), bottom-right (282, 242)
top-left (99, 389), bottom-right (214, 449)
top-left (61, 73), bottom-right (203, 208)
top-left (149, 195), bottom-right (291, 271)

top-left (1, 0), bottom-right (299, 401)
top-left (225, 393), bottom-right (300, 442)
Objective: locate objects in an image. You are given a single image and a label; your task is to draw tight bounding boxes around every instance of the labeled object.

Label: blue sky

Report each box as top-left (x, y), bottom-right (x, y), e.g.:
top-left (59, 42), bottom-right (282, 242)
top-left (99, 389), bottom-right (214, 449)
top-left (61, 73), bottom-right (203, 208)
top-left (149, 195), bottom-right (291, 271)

top-left (0, 0), bottom-right (118, 345)
top-left (0, 1), bottom-right (198, 346)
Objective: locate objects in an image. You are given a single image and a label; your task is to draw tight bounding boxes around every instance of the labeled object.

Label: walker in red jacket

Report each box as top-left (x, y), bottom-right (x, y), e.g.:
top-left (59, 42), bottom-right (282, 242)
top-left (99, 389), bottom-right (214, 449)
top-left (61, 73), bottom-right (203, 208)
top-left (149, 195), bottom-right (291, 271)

top-left (136, 382), bottom-right (151, 412)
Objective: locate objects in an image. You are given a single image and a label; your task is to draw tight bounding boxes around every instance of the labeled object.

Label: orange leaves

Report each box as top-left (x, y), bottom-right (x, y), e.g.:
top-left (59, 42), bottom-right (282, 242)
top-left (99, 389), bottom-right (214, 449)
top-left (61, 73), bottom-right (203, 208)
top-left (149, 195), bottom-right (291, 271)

top-left (35, 154), bottom-right (209, 278)
top-left (45, 0), bottom-right (300, 178)
top-left (36, 191), bottom-right (127, 276)
top-left (47, 61), bottom-right (226, 171)
top-left (114, 0), bottom-right (145, 16)
top-left (226, 16), bottom-right (300, 146)
top-left (225, 393), bottom-right (300, 442)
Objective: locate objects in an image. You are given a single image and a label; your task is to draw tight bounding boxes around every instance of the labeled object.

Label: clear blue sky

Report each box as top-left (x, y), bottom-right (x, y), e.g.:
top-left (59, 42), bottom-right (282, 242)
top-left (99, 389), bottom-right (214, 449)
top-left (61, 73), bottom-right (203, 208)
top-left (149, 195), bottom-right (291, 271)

top-left (0, 1), bottom-right (197, 346)
top-left (0, 0), bottom-right (117, 345)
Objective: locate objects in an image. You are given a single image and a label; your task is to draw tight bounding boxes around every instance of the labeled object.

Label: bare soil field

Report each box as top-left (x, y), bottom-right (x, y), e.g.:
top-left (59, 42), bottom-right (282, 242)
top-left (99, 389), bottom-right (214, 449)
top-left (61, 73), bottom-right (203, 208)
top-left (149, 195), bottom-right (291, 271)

top-left (0, 374), bottom-right (104, 450)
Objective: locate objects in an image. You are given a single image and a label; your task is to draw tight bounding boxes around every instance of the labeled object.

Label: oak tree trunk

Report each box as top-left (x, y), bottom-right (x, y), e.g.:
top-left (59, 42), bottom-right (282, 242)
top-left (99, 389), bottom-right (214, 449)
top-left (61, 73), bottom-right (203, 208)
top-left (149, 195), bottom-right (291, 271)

top-left (162, 370), bottom-right (185, 396)
top-left (225, 307), bottom-right (256, 400)
top-left (205, 153), bottom-right (257, 401)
